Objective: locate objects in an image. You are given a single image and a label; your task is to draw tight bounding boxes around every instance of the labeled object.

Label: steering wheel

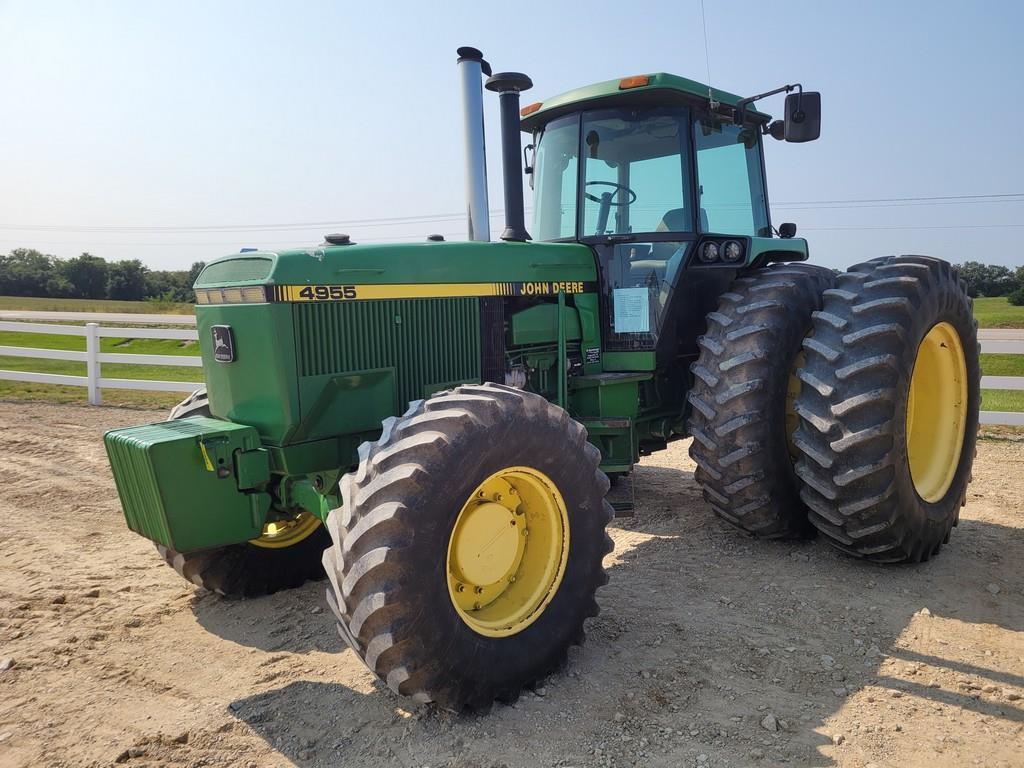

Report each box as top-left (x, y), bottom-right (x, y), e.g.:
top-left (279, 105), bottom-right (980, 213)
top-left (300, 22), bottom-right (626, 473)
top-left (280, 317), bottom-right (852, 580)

top-left (584, 181), bottom-right (637, 206)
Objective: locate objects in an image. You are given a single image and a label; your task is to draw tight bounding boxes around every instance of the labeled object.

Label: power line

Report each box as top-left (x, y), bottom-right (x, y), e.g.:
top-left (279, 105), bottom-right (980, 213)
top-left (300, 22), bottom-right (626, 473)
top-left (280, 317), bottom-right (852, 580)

top-left (777, 192), bottom-right (1024, 206)
top-left (2, 193), bottom-right (1020, 233)
top-left (801, 224), bottom-right (1024, 231)
top-left (6, 223), bottom-right (1024, 250)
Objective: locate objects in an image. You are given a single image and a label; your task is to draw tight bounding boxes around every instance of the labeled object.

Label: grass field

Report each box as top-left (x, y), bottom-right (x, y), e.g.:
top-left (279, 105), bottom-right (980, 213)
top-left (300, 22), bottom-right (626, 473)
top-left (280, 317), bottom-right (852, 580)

top-left (0, 296), bottom-right (198, 406)
top-left (0, 295), bottom-right (193, 314)
top-left (972, 296), bottom-right (1024, 329)
top-left (981, 389), bottom-right (1024, 412)
top-left (2, 295), bottom-right (1024, 411)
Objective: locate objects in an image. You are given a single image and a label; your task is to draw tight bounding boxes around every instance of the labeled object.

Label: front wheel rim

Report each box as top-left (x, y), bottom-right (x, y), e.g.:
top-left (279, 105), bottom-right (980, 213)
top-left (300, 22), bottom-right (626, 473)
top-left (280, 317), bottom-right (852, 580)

top-left (906, 321), bottom-right (968, 502)
top-left (249, 511), bottom-right (322, 549)
top-left (446, 466), bottom-right (570, 638)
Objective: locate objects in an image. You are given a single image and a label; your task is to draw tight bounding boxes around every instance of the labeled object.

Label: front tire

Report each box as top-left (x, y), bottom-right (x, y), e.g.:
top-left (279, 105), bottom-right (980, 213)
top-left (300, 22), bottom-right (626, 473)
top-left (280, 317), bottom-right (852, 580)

top-left (156, 389), bottom-right (330, 597)
top-left (322, 383), bottom-right (613, 711)
top-left (793, 256), bottom-right (980, 562)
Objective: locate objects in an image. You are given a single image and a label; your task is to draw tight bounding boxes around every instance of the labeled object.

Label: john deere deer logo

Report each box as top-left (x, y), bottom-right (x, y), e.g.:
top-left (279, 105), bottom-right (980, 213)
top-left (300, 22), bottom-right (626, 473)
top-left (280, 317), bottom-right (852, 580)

top-left (211, 325), bottom-right (235, 363)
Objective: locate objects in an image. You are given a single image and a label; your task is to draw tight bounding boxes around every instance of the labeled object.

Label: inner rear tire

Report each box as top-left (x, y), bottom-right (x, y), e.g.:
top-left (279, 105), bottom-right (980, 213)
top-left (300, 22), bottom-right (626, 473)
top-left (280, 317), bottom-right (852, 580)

top-left (687, 263), bottom-right (835, 538)
top-left (792, 256), bottom-right (980, 562)
top-left (156, 389), bottom-right (330, 597)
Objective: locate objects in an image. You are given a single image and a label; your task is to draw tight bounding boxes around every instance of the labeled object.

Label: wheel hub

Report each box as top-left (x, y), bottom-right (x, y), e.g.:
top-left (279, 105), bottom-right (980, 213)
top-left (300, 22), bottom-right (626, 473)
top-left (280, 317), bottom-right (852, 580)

top-left (450, 500), bottom-right (522, 586)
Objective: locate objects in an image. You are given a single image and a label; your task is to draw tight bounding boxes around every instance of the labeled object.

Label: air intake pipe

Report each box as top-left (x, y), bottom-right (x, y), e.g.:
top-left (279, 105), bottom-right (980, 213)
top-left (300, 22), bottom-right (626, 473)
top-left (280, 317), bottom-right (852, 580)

top-left (456, 47), bottom-right (491, 242)
top-left (485, 72), bottom-right (533, 242)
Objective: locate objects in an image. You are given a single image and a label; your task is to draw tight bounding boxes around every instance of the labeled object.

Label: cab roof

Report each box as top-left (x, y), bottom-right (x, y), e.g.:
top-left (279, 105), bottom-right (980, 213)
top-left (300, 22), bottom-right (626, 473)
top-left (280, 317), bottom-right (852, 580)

top-left (519, 72), bottom-right (770, 132)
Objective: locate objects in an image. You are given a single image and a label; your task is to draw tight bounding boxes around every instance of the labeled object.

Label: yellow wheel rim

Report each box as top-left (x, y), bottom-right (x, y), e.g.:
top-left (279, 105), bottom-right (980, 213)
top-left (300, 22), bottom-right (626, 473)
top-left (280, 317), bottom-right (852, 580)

top-left (447, 466), bottom-right (569, 638)
top-left (906, 322), bottom-right (968, 502)
top-left (248, 511), bottom-right (322, 549)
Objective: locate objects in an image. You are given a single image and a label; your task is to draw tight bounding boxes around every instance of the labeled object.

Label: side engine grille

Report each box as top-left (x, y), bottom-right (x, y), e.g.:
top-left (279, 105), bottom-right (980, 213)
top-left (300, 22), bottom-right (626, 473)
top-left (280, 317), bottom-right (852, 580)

top-left (294, 298), bottom-right (482, 404)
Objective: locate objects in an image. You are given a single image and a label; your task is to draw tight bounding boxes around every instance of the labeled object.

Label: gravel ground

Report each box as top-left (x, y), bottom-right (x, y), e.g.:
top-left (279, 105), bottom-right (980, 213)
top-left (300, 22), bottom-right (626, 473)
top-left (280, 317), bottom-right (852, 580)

top-left (0, 401), bottom-right (1022, 768)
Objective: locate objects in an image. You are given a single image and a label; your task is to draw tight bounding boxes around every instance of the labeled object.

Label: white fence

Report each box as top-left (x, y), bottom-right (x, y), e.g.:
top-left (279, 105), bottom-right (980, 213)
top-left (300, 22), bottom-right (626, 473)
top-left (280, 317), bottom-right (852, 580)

top-left (1, 312), bottom-right (1023, 424)
top-left (0, 315), bottom-right (201, 405)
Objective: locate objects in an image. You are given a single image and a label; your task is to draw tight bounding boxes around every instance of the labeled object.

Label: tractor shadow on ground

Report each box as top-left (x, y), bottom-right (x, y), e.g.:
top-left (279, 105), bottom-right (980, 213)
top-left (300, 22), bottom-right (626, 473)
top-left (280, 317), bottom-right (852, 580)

top-left (602, 460), bottom-right (1024, 747)
top-left (228, 680), bottom-right (403, 767)
top-left (190, 579), bottom-right (346, 655)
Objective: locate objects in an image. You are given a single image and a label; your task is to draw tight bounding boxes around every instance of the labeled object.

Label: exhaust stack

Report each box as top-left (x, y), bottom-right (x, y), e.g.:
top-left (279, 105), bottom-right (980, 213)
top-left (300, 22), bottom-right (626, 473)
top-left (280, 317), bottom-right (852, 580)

top-left (456, 47), bottom-right (492, 242)
top-left (485, 72), bottom-right (533, 242)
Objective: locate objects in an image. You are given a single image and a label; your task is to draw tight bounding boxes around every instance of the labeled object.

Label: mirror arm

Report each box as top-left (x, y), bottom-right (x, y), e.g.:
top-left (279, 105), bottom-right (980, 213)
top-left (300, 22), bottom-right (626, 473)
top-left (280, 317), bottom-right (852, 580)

top-left (733, 83), bottom-right (802, 125)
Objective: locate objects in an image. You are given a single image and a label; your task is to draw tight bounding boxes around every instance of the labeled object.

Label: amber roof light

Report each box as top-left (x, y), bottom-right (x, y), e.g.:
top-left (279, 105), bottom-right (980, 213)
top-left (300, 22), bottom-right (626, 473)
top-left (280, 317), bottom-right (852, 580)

top-left (618, 75), bottom-right (650, 90)
top-left (520, 101), bottom-right (542, 117)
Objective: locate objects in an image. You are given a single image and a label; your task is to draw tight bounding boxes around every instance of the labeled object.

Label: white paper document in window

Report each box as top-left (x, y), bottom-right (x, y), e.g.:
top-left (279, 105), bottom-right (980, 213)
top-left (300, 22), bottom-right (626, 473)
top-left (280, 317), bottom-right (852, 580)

top-left (613, 287), bottom-right (650, 333)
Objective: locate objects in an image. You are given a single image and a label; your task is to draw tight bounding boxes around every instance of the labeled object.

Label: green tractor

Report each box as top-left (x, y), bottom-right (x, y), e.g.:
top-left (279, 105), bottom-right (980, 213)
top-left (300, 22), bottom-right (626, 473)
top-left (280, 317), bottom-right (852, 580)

top-left (104, 47), bottom-right (980, 711)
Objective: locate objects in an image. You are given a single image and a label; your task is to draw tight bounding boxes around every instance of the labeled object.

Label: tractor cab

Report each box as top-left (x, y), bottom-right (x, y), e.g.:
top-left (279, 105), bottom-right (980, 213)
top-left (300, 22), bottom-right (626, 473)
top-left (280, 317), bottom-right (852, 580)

top-left (521, 74), bottom-right (815, 363)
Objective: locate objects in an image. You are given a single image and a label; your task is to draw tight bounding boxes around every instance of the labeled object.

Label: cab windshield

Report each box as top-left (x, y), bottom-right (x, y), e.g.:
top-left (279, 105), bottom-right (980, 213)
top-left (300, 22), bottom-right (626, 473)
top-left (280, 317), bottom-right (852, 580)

top-left (532, 106), bottom-right (695, 241)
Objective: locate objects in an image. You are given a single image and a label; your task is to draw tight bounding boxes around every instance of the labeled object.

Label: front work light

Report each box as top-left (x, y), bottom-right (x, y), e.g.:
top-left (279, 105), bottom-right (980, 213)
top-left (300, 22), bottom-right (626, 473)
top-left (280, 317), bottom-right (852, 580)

top-left (722, 240), bottom-right (744, 262)
top-left (699, 242), bottom-right (720, 263)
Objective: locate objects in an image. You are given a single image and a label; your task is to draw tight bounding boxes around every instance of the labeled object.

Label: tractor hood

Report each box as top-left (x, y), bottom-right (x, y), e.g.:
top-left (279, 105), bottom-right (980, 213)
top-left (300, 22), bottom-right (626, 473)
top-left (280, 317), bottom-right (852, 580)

top-left (194, 240), bottom-right (596, 300)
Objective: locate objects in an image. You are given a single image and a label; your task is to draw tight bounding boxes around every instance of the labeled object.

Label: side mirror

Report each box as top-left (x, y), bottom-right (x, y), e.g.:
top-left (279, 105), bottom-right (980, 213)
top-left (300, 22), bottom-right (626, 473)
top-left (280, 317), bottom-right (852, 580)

top-left (784, 91), bottom-right (820, 143)
top-left (778, 222), bottom-right (797, 239)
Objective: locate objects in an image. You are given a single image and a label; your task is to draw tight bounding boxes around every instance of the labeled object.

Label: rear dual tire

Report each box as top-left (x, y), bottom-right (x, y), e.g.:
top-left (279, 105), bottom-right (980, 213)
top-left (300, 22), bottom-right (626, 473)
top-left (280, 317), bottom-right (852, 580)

top-left (793, 256), bottom-right (980, 562)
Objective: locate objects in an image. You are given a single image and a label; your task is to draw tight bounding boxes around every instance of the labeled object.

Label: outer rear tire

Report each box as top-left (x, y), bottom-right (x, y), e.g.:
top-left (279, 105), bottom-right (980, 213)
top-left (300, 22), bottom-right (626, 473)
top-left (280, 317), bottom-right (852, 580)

top-left (322, 383), bottom-right (613, 712)
top-left (793, 256), bottom-right (980, 562)
top-left (156, 389), bottom-right (330, 597)
top-left (687, 263), bottom-right (835, 538)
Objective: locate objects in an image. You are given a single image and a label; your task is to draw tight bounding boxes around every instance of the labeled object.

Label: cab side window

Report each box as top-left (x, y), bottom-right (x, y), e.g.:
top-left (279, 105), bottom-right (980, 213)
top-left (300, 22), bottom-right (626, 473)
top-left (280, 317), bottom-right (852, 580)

top-left (694, 120), bottom-right (770, 236)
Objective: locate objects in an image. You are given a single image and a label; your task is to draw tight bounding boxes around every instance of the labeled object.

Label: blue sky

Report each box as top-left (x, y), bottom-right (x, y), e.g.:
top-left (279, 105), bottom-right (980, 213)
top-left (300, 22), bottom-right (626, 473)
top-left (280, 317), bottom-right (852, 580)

top-left (1, 0), bottom-right (1022, 270)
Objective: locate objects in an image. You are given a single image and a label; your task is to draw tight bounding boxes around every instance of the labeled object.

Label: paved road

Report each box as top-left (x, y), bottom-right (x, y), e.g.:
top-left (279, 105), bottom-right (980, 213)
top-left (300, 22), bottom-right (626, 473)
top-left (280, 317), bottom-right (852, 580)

top-left (978, 328), bottom-right (1024, 340)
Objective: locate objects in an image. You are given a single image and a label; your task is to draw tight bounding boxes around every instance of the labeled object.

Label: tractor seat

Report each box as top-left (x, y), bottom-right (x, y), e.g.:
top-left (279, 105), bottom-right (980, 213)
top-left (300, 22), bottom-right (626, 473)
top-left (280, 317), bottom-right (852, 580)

top-left (629, 209), bottom-right (692, 276)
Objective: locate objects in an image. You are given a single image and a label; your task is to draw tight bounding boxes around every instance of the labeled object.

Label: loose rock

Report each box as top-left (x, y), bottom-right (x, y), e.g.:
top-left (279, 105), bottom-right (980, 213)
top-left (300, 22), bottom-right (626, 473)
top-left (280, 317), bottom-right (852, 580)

top-left (760, 713), bottom-right (778, 732)
top-left (986, 583), bottom-right (1001, 595)
top-left (0, 658), bottom-right (14, 672)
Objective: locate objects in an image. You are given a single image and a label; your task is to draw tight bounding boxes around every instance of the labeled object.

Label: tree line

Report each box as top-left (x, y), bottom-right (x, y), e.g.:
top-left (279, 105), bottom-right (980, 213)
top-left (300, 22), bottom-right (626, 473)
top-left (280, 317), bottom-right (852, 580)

top-left (0, 248), bottom-right (205, 303)
top-left (956, 261), bottom-right (1024, 305)
top-left (2, 247), bottom-right (1024, 305)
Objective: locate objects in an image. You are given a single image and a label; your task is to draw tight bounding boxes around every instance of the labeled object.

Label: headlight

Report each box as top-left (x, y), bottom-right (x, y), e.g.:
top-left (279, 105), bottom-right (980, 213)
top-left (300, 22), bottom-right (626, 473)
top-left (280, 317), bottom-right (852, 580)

top-left (699, 242), bottom-right (720, 263)
top-left (722, 240), bottom-right (744, 262)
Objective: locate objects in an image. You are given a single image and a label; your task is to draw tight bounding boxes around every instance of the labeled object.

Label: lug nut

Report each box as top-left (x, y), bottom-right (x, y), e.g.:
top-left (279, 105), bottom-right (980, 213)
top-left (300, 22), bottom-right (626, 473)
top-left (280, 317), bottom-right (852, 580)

top-left (474, 586), bottom-right (483, 594)
top-left (456, 583), bottom-right (465, 593)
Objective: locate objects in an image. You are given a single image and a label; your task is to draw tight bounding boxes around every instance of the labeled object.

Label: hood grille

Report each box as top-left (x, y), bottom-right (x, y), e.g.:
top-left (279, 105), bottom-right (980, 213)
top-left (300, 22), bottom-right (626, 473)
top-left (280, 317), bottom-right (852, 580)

top-left (294, 297), bottom-right (481, 405)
